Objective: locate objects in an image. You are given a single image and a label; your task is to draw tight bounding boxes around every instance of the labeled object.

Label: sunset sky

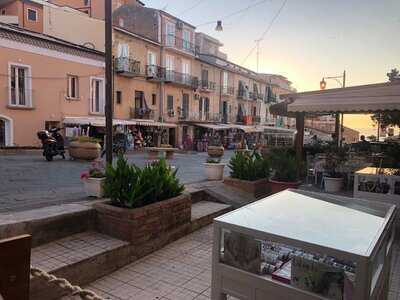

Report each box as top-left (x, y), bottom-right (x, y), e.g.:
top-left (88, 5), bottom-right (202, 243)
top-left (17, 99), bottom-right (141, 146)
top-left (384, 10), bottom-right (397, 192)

top-left (144, 0), bottom-right (400, 135)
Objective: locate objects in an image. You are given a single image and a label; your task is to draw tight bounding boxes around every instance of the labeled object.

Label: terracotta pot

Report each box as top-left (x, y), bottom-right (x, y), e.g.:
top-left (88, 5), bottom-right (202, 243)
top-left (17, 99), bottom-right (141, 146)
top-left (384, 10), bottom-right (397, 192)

top-left (84, 177), bottom-right (105, 198)
top-left (208, 146), bottom-right (224, 158)
top-left (69, 141), bottom-right (101, 160)
top-left (269, 179), bottom-right (302, 194)
top-left (204, 163), bottom-right (225, 181)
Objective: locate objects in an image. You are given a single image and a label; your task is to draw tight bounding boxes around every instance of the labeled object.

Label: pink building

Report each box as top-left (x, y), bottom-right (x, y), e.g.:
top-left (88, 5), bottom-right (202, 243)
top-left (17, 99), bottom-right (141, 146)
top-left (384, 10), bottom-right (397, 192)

top-left (0, 22), bottom-right (104, 147)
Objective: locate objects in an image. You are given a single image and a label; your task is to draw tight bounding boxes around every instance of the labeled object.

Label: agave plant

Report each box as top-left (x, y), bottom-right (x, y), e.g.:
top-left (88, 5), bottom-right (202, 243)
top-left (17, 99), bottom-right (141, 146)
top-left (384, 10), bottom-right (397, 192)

top-left (228, 151), bottom-right (269, 181)
top-left (104, 156), bottom-right (184, 209)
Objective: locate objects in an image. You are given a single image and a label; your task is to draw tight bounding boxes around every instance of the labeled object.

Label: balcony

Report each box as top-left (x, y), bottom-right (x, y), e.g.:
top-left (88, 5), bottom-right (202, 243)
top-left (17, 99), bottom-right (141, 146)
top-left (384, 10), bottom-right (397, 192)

top-left (237, 89), bottom-right (248, 99)
top-left (222, 86), bottom-right (235, 96)
top-left (199, 80), bottom-right (216, 92)
top-left (164, 35), bottom-right (196, 55)
top-left (179, 112), bottom-right (221, 122)
top-left (146, 65), bottom-right (165, 81)
top-left (165, 71), bottom-right (198, 89)
top-left (114, 57), bottom-right (141, 77)
top-left (221, 113), bottom-right (236, 124)
top-left (130, 107), bottom-right (155, 120)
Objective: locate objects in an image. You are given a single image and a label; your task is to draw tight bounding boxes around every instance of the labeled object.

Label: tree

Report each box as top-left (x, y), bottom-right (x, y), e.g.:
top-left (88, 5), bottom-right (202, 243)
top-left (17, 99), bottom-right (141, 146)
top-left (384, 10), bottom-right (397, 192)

top-left (370, 68), bottom-right (400, 127)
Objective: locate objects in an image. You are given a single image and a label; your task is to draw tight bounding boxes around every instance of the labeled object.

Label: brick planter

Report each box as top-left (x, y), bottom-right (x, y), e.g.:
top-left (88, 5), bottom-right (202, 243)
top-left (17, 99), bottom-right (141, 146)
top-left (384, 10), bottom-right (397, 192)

top-left (94, 194), bottom-right (191, 244)
top-left (223, 177), bottom-right (270, 198)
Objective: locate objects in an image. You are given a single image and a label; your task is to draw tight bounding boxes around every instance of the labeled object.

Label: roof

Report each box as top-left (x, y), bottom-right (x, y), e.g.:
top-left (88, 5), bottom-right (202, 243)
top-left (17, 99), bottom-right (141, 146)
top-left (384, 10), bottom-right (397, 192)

top-left (282, 82), bottom-right (400, 113)
top-left (215, 189), bottom-right (394, 257)
top-left (0, 22), bottom-right (104, 59)
top-left (158, 10), bottom-right (196, 29)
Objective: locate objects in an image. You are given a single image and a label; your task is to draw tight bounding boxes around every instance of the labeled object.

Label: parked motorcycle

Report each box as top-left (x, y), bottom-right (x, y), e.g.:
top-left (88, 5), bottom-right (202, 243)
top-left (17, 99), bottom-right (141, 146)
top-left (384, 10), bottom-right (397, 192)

top-left (37, 128), bottom-right (66, 161)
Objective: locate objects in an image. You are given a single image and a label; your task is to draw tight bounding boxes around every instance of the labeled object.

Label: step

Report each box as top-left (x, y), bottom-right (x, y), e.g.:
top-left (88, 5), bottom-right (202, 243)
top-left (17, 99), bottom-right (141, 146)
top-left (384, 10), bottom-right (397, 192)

top-left (30, 231), bottom-right (130, 300)
top-left (205, 182), bottom-right (257, 208)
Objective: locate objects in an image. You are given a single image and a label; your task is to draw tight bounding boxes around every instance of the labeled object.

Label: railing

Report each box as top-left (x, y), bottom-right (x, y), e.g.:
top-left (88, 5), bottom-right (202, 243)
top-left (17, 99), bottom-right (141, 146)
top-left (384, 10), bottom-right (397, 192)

top-left (130, 107), bottom-right (154, 119)
top-left (222, 86), bottom-right (235, 96)
top-left (165, 70), bottom-right (198, 88)
top-left (114, 57), bottom-right (141, 77)
top-left (200, 80), bottom-right (216, 91)
top-left (7, 88), bottom-right (34, 108)
top-left (164, 35), bottom-right (196, 55)
top-left (237, 89), bottom-right (248, 99)
top-left (221, 113), bottom-right (236, 124)
top-left (146, 65), bottom-right (165, 80)
top-left (179, 112), bottom-right (221, 122)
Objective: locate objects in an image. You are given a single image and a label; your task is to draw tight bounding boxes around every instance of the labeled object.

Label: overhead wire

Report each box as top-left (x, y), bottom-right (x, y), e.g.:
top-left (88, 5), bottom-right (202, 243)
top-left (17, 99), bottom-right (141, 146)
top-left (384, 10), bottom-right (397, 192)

top-left (177, 0), bottom-right (207, 16)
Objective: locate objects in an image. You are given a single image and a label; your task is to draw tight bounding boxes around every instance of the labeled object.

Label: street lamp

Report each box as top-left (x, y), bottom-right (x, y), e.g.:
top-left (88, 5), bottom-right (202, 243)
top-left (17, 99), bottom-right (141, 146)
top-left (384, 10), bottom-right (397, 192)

top-left (215, 20), bottom-right (223, 31)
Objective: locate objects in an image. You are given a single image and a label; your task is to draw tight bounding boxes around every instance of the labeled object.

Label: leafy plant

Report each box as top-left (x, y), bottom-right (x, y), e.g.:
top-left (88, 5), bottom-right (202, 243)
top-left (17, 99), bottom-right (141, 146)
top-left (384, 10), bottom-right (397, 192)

top-left (206, 158), bottom-right (221, 164)
top-left (72, 136), bottom-right (101, 144)
top-left (268, 147), bottom-right (300, 182)
top-left (323, 148), bottom-right (346, 178)
top-left (104, 156), bottom-right (184, 208)
top-left (228, 151), bottom-right (269, 181)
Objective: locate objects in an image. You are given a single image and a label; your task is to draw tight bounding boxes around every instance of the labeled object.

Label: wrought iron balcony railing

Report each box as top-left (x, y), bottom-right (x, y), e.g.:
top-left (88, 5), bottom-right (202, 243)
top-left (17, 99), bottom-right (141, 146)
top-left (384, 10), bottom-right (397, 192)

top-left (130, 107), bottom-right (155, 120)
top-left (114, 57), bottom-right (141, 77)
top-left (222, 86), bottom-right (235, 96)
top-left (164, 35), bottom-right (196, 55)
top-left (165, 71), bottom-right (198, 89)
top-left (200, 80), bottom-right (216, 91)
top-left (146, 65), bottom-right (165, 81)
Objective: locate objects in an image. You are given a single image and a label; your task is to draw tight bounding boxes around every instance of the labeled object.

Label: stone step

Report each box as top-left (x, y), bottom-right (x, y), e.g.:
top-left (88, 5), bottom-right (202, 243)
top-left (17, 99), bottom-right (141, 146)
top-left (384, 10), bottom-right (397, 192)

top-left (191, 200), bottom-right (232, 231)
top-left (30, 231), bottom-right (130, 300)
top-left (205, 182), bottom-right (257, 208)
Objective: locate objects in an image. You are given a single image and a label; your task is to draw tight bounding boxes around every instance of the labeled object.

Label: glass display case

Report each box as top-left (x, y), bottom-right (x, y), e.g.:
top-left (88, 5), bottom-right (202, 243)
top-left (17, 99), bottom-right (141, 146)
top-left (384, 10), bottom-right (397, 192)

top-left (354, 167), bottom-right (400, 204)
top-left (211, 190), bottom-right (396, 300)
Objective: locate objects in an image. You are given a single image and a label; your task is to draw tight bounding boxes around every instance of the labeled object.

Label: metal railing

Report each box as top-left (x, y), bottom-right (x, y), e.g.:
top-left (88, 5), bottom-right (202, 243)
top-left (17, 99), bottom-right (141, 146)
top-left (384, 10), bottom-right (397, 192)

top-left (146, 65), bottom-right (165, 80)
top-left (165, 70), bottom-right (198, 88)
top-left (237, 89), bottom-right (248, 99)
top-left (114, 57), bottom-right (141, 76)
top-left (179, 111), bottom-right (221, 122)
top-left (164, 35), bottom-right (196, 55)
top-left (130, 107), bottom-right (154, 120)
top-left (200, 80), bottom-right (216, 91)
top-left (221, 113), bottom-right (236, 124)
top-left (222, 86), bottom-right (235, 96)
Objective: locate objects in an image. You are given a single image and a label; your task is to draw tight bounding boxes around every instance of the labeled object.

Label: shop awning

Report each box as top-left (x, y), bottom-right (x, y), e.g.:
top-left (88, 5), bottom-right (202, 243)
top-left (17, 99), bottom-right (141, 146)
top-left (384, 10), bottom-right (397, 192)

top-left (63, 116), bottom-right (137, 126)
top-left (194, 123), bottom-right (231, 130)
top-left (282, 82), bottom-right (400, 113)
top-left (133, 119), bottom-right (177, 128)
top-left (262, 125), bottom-right (297, 135)
top-left (235, 125), bottom-right (264, 133)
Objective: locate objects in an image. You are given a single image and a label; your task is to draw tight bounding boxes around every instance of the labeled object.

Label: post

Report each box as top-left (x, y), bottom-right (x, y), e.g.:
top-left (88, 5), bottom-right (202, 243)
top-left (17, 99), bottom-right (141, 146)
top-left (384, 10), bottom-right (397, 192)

top-left (105, 0), bottom-right (113, 163)
top-left (295, 112), bottom-right (305, 172)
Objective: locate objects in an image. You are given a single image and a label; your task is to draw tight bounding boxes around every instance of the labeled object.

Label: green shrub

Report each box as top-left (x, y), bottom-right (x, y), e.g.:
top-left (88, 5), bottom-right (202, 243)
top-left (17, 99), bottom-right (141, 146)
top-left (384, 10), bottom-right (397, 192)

top-left (228, 151), bottom-right (269, 181)
top-left (268, 147), bottom-right (300, 182)
top-left (104, 156), bottom-right (184, 208)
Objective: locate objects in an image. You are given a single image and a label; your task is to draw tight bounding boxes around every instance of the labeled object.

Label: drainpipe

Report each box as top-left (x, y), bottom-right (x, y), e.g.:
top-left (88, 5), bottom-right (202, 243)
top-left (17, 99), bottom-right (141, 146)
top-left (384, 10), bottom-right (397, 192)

top-left (219, 69), bottom-right (222, 122)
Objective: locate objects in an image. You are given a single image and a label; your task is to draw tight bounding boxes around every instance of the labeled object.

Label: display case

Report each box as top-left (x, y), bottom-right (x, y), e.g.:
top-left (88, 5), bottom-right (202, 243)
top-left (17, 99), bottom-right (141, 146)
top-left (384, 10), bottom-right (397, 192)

top-left (354, 167), bottom-right (400, 204)
top-left (211, 190), bottom-right (396, 300)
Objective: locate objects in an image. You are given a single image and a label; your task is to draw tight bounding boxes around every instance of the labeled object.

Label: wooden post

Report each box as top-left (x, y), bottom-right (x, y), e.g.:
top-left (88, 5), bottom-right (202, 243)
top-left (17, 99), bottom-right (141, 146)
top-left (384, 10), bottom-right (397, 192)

top-left (0, 235), bottom-right (31, 300)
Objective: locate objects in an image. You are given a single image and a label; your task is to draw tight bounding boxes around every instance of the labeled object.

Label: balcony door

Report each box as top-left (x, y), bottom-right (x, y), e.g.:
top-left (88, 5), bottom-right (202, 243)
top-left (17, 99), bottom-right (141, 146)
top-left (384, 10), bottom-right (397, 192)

top-left (165, 55), bottom-right (174, 81)
top-left (147, 51), bottom-right (157, 76)
top-left (182, 59), bottom-right (190, 84)
top-left (135, 91), bottom-right (144, 109)
top-left (182, 29), bottom-right (191, 51)
top-left (201, 69), bottom-right (208, 89)
top-left (182, 94), bottom-right (189, 119)
top-left (166, 22), bottom-right (175, 46)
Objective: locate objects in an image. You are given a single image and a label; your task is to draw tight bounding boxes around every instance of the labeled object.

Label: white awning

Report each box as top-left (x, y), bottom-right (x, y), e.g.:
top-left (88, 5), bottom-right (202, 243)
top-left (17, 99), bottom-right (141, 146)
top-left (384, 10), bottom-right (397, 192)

top-left (235, 125), bottom-right (264, 133)
top-left (63, 116), bottom-right (137, 126)
top-left (194, 123), bottom-right (231, 130)
top-left (133, 119), bottom-right (177, 128)
top-left (284, 82), bottom-right (400, 113)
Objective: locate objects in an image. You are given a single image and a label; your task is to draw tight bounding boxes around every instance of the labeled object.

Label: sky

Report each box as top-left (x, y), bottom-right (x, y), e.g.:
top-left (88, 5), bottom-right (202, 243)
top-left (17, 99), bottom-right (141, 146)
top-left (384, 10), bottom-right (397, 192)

top-left (143, 0), bottom-right (400, 135)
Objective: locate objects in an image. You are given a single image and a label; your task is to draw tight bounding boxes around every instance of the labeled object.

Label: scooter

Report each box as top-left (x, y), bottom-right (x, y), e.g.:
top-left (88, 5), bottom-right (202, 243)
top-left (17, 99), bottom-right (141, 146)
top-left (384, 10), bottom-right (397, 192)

top-left (37, 128), bottom-right (66, 161)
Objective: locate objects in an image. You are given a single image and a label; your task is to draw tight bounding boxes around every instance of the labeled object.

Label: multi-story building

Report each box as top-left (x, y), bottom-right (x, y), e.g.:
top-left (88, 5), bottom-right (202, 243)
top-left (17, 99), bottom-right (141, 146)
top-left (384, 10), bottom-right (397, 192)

top-left (0, 22), bottom-right (104, 147)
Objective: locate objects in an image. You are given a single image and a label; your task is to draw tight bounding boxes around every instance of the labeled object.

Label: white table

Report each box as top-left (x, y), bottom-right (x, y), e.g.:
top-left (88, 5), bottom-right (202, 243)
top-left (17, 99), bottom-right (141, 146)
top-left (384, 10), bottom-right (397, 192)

top-left (211, 190), bottom-right (396, 300)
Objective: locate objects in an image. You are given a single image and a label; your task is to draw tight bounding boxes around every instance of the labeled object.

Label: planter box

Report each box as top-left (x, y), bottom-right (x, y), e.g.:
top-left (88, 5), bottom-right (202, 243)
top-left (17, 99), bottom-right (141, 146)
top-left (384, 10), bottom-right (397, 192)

top-left (224, 177), bottom-right (269, 198)
top-left (324, 177), bottom-right (343, 193)
top-left (84, 177), bottom-right (105, 198)
top-left (204, 163), bottom-right (225, 181)
top-left (94, 194), bottom-right (191, 243)
top-left (269, 179), bottom-right (301, 194)
top-left (69, 142), bottom-right (101, 160)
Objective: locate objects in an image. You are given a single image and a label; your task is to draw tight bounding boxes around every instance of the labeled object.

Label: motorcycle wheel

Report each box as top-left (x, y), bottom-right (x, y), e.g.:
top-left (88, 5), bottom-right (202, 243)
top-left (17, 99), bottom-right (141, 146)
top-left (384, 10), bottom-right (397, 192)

top-left (45, 154), bottom-right (53, 161)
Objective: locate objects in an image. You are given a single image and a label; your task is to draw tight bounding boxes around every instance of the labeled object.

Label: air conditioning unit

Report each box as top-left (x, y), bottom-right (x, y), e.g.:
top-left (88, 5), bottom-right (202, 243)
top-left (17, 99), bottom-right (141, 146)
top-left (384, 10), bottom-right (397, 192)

top-left (176, 21), bottom-right (183, 30)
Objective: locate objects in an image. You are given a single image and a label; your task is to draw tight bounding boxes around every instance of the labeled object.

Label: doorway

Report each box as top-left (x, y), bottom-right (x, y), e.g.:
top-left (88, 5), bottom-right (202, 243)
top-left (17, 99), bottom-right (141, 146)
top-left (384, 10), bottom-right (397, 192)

top-left (0, 119), bottom-right (5, 147)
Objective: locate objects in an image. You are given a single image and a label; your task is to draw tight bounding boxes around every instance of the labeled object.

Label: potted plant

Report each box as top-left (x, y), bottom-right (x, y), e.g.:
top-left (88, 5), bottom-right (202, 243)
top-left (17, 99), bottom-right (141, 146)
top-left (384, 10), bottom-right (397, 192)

top-left (323, 151), bottom-right (344, 193)
top-left (224, 151), bottom-right (270, 197)
top-left (69, 136), bottom-right (101, 160)
top-left (207, 134), bottom-right (224, 158)
top-left (204, 158), bottom-right (225, 181)
top-left (268, 147), bottom-right (302, 194)
top-left (80, 160), bottom-right (106, 198)
top-left (94, 156), bottom-right (189, 243)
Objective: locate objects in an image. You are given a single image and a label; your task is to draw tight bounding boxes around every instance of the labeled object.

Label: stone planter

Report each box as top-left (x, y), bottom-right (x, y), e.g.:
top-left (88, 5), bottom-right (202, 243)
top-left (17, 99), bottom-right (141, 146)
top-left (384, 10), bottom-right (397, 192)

top-left (269, 179), bottom-right (302, 194)
top-left (207, 146), bottom-right (224, 158)
top-left (94, 194), bottom-right (191, 243)
top-left (204, 163), bottom-right (225, 181)
top-left (69, 141), bottom-right (101, 160)
top-left (84, 177), bottom-right (105, 198)
top-left (223, 177), bottom-right (269, 198)
top-left (324, 177), bottom-right (343, 193)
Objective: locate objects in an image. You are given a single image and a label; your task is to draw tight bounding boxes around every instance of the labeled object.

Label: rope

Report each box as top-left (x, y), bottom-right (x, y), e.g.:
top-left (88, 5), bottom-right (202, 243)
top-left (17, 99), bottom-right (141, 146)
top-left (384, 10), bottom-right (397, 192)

top-left (30, 267), bottom-right (104, 300)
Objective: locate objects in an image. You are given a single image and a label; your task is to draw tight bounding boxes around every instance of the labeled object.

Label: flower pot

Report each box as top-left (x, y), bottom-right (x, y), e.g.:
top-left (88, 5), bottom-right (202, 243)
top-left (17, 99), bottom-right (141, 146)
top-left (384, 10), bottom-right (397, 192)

top-left (269, 179), bottom-right (302, 194)
top-left (324, 177), bottom-right (343, 193)
top-left (204, 163), bottom-right (225, 181)
top-left (208, 146), bottom-right (224, 158)
top-left (69, 141), bottom-right (101, 160)
top-left (84, 177), bottom-right (105, 198)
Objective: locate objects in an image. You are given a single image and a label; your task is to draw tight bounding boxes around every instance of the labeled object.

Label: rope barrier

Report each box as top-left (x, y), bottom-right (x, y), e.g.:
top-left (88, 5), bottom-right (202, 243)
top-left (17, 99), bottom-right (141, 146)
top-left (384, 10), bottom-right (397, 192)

top-left (30, 267), bottom-right (104, 300)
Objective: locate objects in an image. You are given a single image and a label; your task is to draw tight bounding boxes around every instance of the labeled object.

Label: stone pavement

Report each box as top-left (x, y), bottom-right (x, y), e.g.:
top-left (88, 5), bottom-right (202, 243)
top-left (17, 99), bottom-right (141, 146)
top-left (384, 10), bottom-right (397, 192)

top-left (0, 151), bottom-right (233, 213)
top-left (82, 224), bottom-right (400, 300)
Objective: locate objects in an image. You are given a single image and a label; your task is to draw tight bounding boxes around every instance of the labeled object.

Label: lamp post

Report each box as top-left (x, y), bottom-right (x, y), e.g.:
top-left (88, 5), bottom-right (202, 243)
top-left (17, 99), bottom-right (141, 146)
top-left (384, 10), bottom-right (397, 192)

top-left (105, 0), bottom-right (113, 164)
top-left (319, 70), bottom-right (346, 147)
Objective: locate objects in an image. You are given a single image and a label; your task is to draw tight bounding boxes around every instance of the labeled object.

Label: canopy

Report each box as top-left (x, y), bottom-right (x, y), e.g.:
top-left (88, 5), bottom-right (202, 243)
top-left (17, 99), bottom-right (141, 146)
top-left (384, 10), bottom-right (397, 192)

top-left (63, 117), bottom-right (176, 128)
top-left (282, 82), bottom-right (400, 113)
top-left (133, 119), bottom-right (177, 128)
top-left (195, 123), bottom-right (232, 130)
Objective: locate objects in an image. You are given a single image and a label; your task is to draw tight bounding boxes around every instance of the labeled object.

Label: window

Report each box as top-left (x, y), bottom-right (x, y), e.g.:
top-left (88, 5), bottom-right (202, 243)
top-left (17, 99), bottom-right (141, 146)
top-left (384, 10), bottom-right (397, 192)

top-left (147, 51), bottom-right (156, 66)
top-left (223, 71), bottom-right (228, 94)
top-left (9, 63), bottom-right (31, 107)
top-left (67, 75), bottom-right (79, 99)
top-left (117, 43), bottom-right (129, 58)
top-left (116, 91), bottom-right (122, 104)
top-left (27, 9), bottom-right (37, 22)
top-left (182, 60), bottom-right (190, 83)
top-left (135, 91), bottom-right (144, 108)
top-left (167, 95), bottom-right (174, 111)
top-left (183, 29), bottom-right (191, 51)
top-left (152, 94), bottom-right (156, 106)
top-left (202, 69), bottom-right (208, 88)
top-left (165, 55), bottom-right (174, 81)
top-left (182, 94), bottom-right (189, 118)
top-left (90, 78), bottom-right (104, 114)
top-left (166, 22), bottom-right (175, 46)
